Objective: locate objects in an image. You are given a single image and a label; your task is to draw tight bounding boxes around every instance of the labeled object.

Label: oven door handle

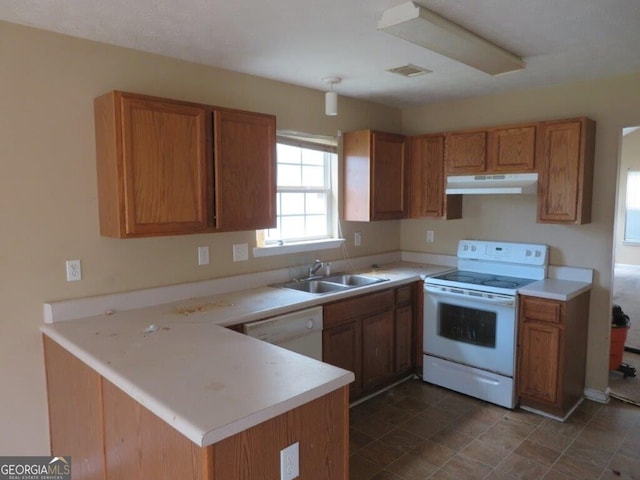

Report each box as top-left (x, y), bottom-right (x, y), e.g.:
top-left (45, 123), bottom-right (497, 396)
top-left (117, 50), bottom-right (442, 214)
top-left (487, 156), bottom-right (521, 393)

top-left (424, 285), bottom-right (516, 307)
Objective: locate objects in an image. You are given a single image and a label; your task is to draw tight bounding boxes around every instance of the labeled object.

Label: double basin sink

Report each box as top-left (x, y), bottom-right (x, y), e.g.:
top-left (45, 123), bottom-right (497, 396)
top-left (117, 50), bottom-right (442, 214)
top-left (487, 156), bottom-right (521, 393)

top-left (272, 273), bottom-right (388, 295)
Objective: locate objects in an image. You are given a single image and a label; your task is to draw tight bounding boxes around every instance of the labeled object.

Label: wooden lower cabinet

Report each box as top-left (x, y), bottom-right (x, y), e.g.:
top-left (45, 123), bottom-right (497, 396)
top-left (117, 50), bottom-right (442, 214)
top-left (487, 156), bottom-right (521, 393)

top-left (323, 284), bottom-right (417, 401)
top-left (361, 310), bottom-right (395, 391)
top-left (44, 336), bottom-right (349, 480)
top-left (517, 292), bottom-right (590, 419)
top-left (323, 320), bottom-right (362, 398)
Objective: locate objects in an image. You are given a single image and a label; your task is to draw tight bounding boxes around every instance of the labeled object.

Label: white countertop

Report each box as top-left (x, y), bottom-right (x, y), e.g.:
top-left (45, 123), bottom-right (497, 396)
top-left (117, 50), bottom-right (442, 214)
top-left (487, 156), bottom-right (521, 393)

top-left (519, 278), bottom-right (592, 301)
top-left (40, 258), bottom-right (591, 447)
top-left (41, 261), bottom-right (452, 447)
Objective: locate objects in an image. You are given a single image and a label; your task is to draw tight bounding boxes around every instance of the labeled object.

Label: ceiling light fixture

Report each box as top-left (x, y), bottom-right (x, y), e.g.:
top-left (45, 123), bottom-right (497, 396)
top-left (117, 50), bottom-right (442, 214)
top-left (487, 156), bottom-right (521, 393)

top-left (322, 76), bottom-right (341, 116)
top-left (378, 2), bottom-right (525, 76)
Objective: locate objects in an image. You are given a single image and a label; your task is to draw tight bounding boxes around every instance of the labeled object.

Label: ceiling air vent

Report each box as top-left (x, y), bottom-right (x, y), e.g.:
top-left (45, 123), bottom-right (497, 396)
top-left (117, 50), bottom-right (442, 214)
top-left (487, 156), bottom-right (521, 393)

top-left (386, 64), bottom-right (431, 77)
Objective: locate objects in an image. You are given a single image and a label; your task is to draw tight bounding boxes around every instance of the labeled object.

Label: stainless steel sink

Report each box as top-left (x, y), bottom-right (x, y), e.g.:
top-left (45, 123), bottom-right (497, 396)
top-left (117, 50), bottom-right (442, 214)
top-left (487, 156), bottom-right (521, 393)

top-left (323, 274), bottom-right (387, 287)
top-left (275, 279), bottom-right (350, 294)
top-left (271, 273), bottom-right (388, 295)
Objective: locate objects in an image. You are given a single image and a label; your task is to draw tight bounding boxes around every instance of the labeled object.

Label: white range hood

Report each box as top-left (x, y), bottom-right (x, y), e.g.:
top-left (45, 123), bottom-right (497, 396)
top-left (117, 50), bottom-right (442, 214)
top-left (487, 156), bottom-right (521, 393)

top-left (445, 173), bottom-right (538, 195)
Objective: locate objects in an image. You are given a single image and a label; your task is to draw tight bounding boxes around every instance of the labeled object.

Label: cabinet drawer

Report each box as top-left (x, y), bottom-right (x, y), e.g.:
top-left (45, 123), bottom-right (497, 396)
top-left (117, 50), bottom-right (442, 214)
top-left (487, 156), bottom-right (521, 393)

top-left (324, 290), bottom-right (394, 328)
top-left (395, 285), bottom-right (413, 306)
top-left (521, 296), bottom-right (562, 324)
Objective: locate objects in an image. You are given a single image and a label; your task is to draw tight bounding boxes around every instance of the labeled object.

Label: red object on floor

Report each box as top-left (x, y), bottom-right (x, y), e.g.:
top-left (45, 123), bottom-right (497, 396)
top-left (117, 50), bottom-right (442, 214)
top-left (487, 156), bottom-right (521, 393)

top-left (610, 326), bottom-right (629, 370)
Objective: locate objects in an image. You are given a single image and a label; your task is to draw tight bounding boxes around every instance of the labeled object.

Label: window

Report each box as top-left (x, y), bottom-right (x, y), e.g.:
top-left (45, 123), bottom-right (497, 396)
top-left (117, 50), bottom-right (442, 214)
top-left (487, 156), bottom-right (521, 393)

top-left (624, 170), bottom-right (640, 244)
top-left (255, 132), bottom-right (342, 256)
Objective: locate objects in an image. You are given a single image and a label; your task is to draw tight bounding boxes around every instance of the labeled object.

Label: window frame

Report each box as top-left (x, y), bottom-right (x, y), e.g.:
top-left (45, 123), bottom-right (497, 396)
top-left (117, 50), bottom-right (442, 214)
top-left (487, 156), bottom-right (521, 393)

top-left (254, 131), bottom-right (344, 257)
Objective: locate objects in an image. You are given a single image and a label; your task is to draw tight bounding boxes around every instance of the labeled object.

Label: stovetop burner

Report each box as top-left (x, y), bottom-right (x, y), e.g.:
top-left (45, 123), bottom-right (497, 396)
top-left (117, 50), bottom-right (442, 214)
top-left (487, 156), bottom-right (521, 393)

top-left (429, 270), bottom-right (537, 292)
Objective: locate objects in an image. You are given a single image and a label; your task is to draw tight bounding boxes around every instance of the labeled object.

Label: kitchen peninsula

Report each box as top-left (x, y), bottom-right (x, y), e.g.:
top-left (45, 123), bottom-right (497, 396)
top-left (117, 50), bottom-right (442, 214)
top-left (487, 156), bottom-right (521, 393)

top-left (41, 261), bottom-right (447, 479)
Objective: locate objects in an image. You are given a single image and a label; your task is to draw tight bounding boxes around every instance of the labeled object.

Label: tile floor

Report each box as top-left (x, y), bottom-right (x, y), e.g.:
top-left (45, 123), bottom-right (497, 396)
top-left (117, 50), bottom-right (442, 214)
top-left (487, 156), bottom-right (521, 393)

top-left (349, 379), bottom-right (640, 479)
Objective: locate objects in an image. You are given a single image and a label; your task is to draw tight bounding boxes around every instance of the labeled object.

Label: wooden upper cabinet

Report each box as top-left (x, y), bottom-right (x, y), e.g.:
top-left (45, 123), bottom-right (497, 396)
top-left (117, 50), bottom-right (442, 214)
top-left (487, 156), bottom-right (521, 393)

top-left (487, 125), bottom-right (537, 172)
top-left (343, 130), bottom-right (407, 221)
top-left (537, 118), bottom-right (595, 224)
top-left (95, 91), bottom-right (211, 237)
top-left (408, 134), bottom-right (462, 220)
top-left (445, 130), bottom-right (487, 174)
top-left (94, 91), bottom-right (276, 237)
top-left (213, 109), bottom-right (276, 231)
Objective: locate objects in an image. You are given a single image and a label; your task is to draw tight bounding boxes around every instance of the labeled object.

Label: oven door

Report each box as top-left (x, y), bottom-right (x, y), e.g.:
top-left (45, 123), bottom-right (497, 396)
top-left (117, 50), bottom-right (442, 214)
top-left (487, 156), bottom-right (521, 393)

top-left (423, 284), bottom-right (517, 376)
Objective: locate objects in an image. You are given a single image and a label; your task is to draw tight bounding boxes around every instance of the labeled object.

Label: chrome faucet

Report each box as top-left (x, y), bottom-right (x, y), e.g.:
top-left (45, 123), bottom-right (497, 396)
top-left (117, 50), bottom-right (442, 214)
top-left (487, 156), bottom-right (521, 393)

top-left (308, 259), bottom-right (325, 277)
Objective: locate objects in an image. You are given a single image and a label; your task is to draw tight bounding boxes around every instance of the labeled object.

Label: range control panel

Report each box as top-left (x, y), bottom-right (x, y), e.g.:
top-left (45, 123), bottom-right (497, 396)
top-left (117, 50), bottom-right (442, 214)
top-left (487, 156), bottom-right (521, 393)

top-left (457, 240), bottom-right (548, 266)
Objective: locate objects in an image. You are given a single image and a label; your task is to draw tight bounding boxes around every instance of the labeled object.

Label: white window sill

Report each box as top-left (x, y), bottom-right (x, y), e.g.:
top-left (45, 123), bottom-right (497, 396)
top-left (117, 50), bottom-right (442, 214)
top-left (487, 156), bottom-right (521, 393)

top-left (253, 238), bottom-right (345, 258)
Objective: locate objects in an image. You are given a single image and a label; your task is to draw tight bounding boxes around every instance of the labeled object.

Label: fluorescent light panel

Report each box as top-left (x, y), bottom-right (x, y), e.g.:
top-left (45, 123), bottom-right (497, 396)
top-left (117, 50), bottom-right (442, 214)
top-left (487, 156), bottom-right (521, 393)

top-left (378, 2), bottom-right (525, 76)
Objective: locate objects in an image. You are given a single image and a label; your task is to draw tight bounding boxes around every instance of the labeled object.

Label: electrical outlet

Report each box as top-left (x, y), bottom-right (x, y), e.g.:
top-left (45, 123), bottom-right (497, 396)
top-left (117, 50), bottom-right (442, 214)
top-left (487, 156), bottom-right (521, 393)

top-left (198, 246), bottom-right (210, 266)
top-left (354, 232), bottom-right (362, 246)
top-left (65, 260), bottom-right (82, 282)
top-left (280, 442), bottom-right (299, 480)
top-left (232, 243), bottom-right (249, 262)
top-left (426, 230), bottom-right (435, 243)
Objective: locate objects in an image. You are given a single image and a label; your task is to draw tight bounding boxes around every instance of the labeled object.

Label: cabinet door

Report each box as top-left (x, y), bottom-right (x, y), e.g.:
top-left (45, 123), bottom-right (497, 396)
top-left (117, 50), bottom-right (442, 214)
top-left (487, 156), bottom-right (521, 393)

top-left (118, 94), bottom-right (211, 236)
top-left (445, 131), bottom-right (487, 174)
top-left (487, 125), bottom-right (536, 172)
top-left (361, 310), bottom-right (395, 392)
top-left (517, 320), bottom-right (562, 406)
top-left (213, 109), bottom-right (276, 231)
top-left (537, 118), bottom-right (595, 224)
top-left (371, 132), bottom-right (407, 220)
top-left (394, 304), bottom-right (413, 375)
top-left (409, 135), bottom-right (462, 220)
top-left (323, 321), bottom-right (362, 398)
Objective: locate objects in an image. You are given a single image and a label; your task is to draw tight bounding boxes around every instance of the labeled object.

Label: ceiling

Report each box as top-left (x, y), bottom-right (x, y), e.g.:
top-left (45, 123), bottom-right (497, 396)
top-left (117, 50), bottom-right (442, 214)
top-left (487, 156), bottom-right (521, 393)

top-left (2, 0), bottom-right (640, 108)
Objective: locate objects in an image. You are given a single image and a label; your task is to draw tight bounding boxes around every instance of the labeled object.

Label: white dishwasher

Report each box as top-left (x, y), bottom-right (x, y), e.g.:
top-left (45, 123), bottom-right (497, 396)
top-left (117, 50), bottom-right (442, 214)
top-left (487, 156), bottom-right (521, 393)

top-left (242, 306), bottom-right (324, 361)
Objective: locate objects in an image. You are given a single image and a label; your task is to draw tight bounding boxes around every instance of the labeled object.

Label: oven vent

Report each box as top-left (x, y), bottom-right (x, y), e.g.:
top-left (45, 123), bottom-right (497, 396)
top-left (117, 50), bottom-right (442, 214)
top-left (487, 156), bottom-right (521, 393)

top-left (386, 64), bottom-right (431, 77)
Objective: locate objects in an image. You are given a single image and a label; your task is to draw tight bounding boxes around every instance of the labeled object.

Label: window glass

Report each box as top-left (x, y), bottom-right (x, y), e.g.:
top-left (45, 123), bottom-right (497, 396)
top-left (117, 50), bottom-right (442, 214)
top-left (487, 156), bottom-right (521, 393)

top-left (262, 139), bottom-right (336, 244)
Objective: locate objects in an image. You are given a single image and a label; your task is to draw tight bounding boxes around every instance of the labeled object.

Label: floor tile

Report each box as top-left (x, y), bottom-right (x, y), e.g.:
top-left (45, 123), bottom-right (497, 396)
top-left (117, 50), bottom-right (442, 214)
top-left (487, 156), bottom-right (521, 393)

top-left (527, 426), bottom-right (575, 453)
top-left (564, 439), bottom-right (615, 468)
top-left (358, 439), bottom-right (406, 469)
top-left (429, 425), bottom-right (474, 452)
top-left (606, 451), bottom-right (640, 479)
top-left (433, 455), bottom-right (492, 480)
top-left (540, 469), bottom-right (578, 480)
top-left (552, 452), bottom-right (606, 479)
top-left (348, 378), bottom-right (640, 480)
top-left (460, 438), bottom-right (509, 467)
top-left (514, 439), bottom-right (562, 466)
top-left (350, 453), bottom-right (380, 480)
top-left (495, 452), bottom-right (548, 480)
top-left (410, 439), bottom-right (457, 467)
top-left (350, 427), bottom-right (375, 455)
top-left (379, 428), bottom-right (425, 453)
top-left (385, 452), bottom-right (440, 480)
top-left (398, 415), bottom-right (448, 439)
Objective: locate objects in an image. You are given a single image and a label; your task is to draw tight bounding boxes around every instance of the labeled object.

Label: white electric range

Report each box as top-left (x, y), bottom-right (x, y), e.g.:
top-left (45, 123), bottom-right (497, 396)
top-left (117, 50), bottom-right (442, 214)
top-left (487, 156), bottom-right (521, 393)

top-left (423, 239), bottom-right (549, 408)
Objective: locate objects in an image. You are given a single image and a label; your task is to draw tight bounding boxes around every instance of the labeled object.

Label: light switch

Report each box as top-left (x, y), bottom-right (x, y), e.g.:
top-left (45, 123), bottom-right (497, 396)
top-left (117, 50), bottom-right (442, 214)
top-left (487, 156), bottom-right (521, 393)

top-left (198, 246), bottom-right (210, 266)
top-left (233, 243), bottom-right (249, 262)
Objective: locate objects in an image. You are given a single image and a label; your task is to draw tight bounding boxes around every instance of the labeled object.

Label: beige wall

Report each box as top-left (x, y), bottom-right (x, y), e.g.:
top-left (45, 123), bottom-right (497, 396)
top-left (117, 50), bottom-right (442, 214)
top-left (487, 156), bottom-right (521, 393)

top-left (615, 129), bottom-right (640, 265)
top-left (402, 72), bottom-right (640, 398)
top-left (0, 21), bottom-right (401, 454)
